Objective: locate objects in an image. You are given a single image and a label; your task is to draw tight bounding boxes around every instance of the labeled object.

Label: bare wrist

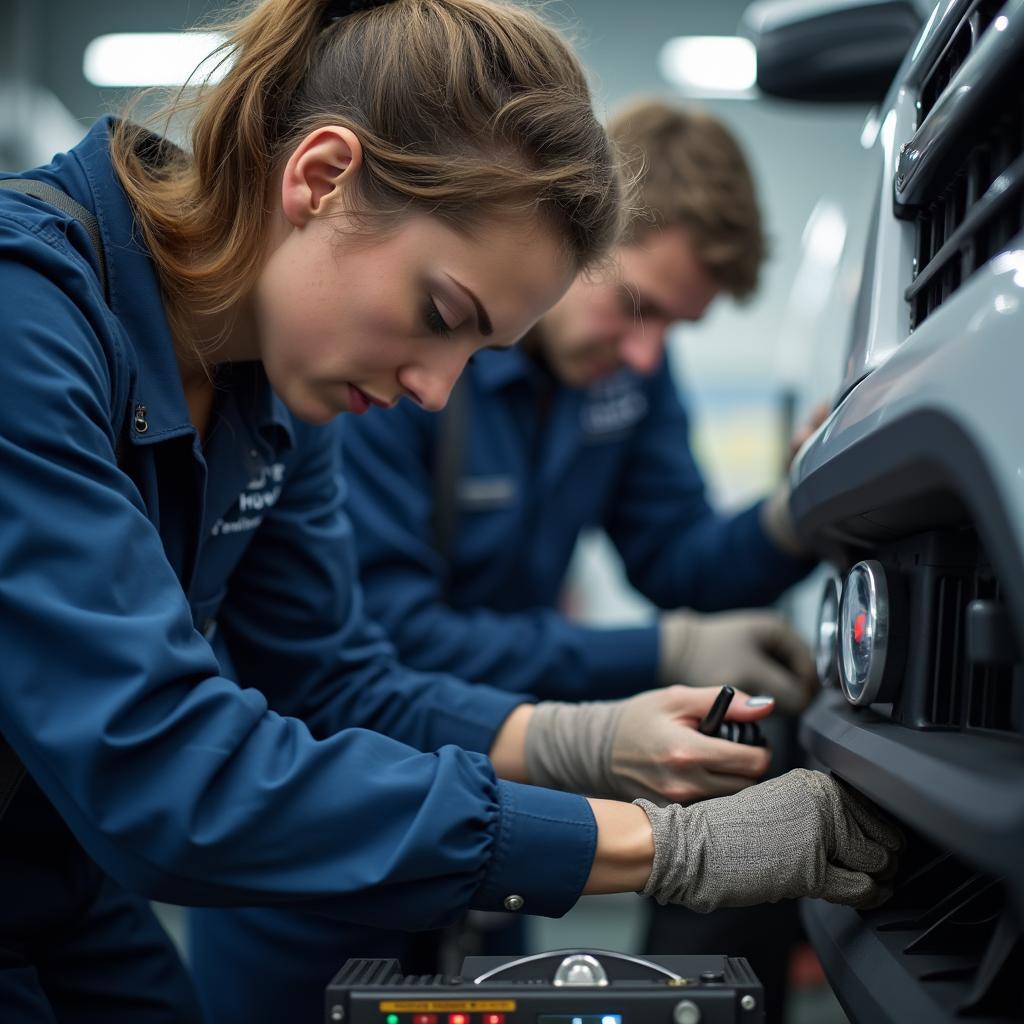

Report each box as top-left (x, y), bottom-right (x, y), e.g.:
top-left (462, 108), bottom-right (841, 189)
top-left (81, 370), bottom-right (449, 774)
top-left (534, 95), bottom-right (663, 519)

top-left (488, 703), bottom-right (534, 782)
top-left (583, 799), bottom-right (654, 894)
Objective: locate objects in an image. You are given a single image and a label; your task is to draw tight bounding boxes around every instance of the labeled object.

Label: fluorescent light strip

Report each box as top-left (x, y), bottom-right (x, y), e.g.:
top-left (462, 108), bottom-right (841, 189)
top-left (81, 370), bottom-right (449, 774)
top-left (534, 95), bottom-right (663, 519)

top-left (658, 36), bottom-right (757, 95)
top-left (83, 33), bottom-right (230, 88)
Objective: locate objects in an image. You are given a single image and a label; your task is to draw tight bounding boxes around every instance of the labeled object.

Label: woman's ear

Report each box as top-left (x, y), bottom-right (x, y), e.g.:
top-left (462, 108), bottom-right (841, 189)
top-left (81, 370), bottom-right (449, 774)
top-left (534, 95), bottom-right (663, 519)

top-left (280, 126), bottom-right (364, 227)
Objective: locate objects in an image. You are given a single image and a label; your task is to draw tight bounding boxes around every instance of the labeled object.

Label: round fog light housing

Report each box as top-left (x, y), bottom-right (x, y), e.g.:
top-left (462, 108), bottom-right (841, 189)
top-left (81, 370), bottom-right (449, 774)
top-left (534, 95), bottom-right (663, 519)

top-left (839, 559), bottom-right (897, 706)
top-left (815, 574), bottom-right (842, 688)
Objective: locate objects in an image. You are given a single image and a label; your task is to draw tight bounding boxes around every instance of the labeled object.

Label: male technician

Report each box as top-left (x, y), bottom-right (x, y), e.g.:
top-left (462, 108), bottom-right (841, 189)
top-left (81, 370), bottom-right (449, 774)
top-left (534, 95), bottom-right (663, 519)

top-left (339, 99), bottom-right (820, 1023)
top-left (342, 99), bottom-right (816, 710)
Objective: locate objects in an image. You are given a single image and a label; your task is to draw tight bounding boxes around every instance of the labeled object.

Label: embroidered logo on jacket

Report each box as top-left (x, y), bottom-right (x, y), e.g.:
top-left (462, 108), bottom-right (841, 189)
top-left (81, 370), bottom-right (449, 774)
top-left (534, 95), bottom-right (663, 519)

top-left (580, 373), bottom-right (648, 439)
top-left (211, 462), bottom-right (286, 536)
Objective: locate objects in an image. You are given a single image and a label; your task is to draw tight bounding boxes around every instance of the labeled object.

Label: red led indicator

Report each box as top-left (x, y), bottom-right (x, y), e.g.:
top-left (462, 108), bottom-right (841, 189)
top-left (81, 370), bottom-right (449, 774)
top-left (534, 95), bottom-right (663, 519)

top-left (448, 1014), bottom-right (469, 1024)
top-left (414, 1016), bottom-right (438, 1024)
top-left (853, 612), bottom-right (866, 644)
top-left (483, 1015), bottom-right (505, 1024)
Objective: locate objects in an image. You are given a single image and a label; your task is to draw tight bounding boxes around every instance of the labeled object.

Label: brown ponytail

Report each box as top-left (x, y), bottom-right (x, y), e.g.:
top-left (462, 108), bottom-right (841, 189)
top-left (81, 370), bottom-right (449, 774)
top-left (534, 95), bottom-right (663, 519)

top-left (111, 0), bottom-right (625, 360)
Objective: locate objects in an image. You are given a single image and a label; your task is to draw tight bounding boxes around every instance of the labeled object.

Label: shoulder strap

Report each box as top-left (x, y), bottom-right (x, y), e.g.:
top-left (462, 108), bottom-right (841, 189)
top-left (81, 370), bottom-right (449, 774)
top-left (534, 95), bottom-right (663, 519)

top-left (431, 374), bottom-right (469, 565)
top-left (0, 177), bottom-right (110, 822)
top-left (0, 178), bottom-right (108, 298)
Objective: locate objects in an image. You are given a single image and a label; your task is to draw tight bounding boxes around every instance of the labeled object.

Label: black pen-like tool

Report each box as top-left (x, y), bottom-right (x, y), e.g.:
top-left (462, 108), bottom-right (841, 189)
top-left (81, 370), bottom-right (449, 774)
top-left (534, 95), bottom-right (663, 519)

top-left (698, 685), bottom-right (768, 746)
top-left (698, 685), bottom-right (735, 736)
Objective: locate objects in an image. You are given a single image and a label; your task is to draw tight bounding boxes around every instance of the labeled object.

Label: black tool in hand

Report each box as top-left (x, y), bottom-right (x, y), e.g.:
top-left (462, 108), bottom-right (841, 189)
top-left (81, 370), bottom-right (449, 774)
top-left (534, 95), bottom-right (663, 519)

top-left (698, 686), bottom-right (767, 747)
top-left (698, 685), bottom-right (735, 736)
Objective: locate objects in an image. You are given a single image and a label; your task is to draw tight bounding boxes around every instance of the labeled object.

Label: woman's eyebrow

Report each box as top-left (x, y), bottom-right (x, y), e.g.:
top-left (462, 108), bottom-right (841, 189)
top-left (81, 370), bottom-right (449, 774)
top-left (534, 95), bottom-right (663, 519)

top-left (445, 274), bottom-right (493, 336)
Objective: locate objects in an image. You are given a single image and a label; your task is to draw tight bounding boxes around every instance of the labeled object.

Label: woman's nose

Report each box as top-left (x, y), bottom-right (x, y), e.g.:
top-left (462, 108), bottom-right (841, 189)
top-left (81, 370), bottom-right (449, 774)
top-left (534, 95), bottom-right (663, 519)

top-left (400, 354), bottom-right (469, 412)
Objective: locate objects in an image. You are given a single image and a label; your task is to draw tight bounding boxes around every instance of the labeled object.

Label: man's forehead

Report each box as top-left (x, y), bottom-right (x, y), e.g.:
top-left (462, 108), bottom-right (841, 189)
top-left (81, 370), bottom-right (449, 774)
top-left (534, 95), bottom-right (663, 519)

top-left (616, 228), bottom-right (720, 323)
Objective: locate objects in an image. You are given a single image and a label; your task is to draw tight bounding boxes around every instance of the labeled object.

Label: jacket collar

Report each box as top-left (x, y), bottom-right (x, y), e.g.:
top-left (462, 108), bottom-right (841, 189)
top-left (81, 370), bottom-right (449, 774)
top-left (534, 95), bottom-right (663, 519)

top-left (70, 117), bottom-right (292, 455)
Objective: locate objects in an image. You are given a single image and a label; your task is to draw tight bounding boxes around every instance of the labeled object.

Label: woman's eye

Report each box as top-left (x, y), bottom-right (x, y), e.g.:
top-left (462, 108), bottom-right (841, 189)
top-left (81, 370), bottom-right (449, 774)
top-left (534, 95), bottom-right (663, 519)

top-left (424, 299), bottom-right (453, 338)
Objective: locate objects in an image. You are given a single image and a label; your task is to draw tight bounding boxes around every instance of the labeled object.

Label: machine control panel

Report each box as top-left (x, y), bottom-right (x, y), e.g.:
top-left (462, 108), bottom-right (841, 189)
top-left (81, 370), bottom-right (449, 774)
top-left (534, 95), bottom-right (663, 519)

top-left (326, 950), bottom-right (764, 1024)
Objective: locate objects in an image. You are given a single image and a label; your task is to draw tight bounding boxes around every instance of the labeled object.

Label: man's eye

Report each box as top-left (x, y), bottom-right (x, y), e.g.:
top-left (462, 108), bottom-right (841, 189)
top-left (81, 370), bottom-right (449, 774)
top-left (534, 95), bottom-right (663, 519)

top-left (424, 299), bottom-right (453, 338)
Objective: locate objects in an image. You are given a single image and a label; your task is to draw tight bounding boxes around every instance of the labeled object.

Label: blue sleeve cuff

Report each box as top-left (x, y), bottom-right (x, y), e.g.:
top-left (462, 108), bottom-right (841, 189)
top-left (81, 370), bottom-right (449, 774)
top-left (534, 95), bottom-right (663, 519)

top-left (577, 625), bottom-right (660, 699)
top-left (472, 780), bottom-right (596, 918)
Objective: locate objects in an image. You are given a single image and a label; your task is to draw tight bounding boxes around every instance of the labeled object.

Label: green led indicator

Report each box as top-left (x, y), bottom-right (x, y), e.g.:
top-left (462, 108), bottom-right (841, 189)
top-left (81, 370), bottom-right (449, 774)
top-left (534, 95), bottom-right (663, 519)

top-left (386, 1015), bottom-right (400, 1024)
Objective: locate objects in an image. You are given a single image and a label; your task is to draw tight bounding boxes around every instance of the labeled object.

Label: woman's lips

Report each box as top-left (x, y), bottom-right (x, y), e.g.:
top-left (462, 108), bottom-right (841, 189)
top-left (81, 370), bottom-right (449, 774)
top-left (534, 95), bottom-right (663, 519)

top-left (346, 384), bottom-right (392, 414)
top-left (347, 384), bottom-right (370, 414)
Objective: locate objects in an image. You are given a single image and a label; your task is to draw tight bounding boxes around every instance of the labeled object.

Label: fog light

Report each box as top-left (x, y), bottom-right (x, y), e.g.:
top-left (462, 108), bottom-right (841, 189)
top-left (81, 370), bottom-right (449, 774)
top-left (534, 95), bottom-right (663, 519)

top-left (815, 575), bottom-right (842, 688)
top-left (839, 559), bottom-right (899, 705)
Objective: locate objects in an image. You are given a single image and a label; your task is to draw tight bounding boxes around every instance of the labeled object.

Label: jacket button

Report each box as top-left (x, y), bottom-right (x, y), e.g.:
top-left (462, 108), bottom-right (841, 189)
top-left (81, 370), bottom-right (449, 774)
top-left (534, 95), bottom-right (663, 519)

top-left (503, 894), bottom-right (524, 912)
top-left (133, 403), bottom-right (149, 434)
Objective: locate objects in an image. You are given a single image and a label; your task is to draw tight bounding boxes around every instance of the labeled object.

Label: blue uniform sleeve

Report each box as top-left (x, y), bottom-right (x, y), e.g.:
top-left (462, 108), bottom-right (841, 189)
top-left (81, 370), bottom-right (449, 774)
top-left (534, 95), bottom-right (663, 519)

top-left (218, 418), bottom-right (536, 754)
top-left (340, 402), bottom-right (656, 701)
top-left (605, 359), bottom-right (814, 611)
top-left (0, 215), bottom-right (595, 926)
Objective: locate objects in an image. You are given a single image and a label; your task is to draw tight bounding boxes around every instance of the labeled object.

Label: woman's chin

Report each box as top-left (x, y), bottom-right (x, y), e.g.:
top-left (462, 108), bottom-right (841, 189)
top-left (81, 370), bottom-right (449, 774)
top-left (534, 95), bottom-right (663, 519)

top-left (277, 382), bottom-right (342, 426)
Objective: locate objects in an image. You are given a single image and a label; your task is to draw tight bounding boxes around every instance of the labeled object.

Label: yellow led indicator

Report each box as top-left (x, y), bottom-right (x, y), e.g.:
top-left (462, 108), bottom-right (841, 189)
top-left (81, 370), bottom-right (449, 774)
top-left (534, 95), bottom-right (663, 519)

top-left (379, 1003), bottom-right (517, 1013)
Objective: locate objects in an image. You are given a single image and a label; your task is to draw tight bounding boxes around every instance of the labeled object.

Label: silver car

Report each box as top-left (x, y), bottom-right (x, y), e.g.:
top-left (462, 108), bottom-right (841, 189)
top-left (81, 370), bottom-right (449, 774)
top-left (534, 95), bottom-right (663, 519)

top-left (744, 1), bottom-right (1024, 1020)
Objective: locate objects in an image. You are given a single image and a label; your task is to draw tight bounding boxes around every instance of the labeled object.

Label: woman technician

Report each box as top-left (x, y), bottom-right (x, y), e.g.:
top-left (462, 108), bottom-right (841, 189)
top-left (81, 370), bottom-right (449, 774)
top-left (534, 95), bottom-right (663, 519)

top-left (0, 1), bottom-right (899, 1019)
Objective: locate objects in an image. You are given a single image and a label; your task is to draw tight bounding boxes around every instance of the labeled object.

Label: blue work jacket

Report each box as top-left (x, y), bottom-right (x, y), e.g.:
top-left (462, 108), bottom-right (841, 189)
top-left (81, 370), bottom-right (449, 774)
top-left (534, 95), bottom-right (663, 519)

top-left (340, 347), bottom-right (812, 701)
top-left (0, 118), bottom-right (595, 928)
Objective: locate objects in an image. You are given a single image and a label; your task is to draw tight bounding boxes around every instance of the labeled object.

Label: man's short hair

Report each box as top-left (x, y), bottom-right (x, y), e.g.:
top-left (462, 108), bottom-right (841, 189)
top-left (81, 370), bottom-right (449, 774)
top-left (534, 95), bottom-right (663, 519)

top-left (609, 98), bottom-right (765, 299)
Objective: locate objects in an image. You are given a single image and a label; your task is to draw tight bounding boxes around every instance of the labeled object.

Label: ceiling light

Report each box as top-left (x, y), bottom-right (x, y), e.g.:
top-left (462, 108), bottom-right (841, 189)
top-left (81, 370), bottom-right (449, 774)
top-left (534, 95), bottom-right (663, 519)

top-left (658, 36), bottom-right (757, 95)
top-left (83, 33), bottom-right (230, 88)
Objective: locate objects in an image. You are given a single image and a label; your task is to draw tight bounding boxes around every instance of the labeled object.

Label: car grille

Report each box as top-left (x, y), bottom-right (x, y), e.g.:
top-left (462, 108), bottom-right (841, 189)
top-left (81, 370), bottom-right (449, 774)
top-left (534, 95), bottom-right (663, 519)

top-left (918, 0), bottom-right (1006, 122)
top-left (877, 529), bottom-right (1022, 738)
top-left (898, 0), bottom-right (1024, 328)
top-left (925, 569), bottom-right (1016, 734)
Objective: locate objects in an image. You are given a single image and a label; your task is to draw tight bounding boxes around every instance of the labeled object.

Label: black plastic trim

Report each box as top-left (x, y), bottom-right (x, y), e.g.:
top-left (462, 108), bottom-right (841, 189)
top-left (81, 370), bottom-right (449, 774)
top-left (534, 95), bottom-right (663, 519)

top-left (800, 896), bottom-right (1024, 1024)
top-left (801, 690), bottom-right (1024, 909)
top-left (802, 899), bottom-right (953, 1024)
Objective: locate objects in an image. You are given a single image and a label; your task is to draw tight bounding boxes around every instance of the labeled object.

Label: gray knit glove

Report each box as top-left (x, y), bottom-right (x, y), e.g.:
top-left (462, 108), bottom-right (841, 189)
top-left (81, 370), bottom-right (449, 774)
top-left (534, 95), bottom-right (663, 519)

top-left (636, 768), bottom-right (902, 912)
top-left (760, 481), bottom-right (807, 557)
top-left (525, 686), bottom-right (770, 803)
top-left (658, 608), bottom-right (818, 714)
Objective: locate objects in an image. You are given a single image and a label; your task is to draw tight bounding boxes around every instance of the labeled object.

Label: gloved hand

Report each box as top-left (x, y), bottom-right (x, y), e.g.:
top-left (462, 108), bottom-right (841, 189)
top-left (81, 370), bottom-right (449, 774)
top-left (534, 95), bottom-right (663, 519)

top-left (760, 480), bottom-right (807, 558)
top-left (636, 768), bottom-right (902, 912)
top-left (786, 401), bottom-right (830, 469)
top-left (525, 685), bottom-right (773, 804)
top-left (762, 403), bottom-right (830, 556)
top-left (658, 608), bottom-right (817, 714)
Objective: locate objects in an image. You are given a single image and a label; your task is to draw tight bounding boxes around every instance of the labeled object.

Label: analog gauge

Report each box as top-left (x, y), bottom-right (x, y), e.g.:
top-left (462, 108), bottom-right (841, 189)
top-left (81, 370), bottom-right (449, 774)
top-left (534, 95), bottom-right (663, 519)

top-left (815, 575), bottom-right (842, 687)
top-left (839, 560), bottom-right (891, 706)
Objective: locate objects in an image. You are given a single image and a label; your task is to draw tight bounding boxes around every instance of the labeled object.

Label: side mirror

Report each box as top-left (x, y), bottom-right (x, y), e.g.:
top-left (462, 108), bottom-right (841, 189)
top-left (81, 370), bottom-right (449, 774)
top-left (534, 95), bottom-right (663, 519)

top-left (740, 0), bottom-right (926, 102)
